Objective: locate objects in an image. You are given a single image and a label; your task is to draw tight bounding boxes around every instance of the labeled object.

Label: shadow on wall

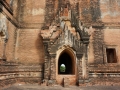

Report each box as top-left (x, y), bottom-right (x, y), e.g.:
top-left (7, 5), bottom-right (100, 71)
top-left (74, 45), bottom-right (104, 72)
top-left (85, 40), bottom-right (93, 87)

top-left (35, 33), bottom-right (45, 64)
top-left (81, 0), bottom-right (101, 22)
top-left (90, 0), bottom-right (101, 22)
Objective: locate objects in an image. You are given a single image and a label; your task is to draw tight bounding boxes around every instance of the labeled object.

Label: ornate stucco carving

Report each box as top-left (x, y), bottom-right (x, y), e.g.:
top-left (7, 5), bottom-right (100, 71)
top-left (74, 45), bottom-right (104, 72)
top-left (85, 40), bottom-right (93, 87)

top-left (0, 18), bottom-right (8, 42)
top-left (0, 16), bottom-right (9, 61)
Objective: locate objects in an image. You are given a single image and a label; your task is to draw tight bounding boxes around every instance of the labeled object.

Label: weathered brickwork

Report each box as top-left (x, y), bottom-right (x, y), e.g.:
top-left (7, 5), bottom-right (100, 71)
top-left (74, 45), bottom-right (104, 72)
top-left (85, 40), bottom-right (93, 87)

top-left (0, 62), bottom-right (17, 88)
top-left (17, 29), bottom-right (44, 64)
top-left (88, 64), bottom-right (120, 86)
top-left (19, 0), bottom-right (45, 23)
top-left (1, 0), bottom-right (120, 88)
top-left (12, 0), bottom-right (20, 20)
top-left (0, 40), bottom-right (3, 58)
top-left (93, 29), bottom-right (104, 64)
top-left (79, 0), bottom-right (101, 23)
top-left (104, 29), bottom-right (120, 63)
top-left (100, 0), bottom-right (120, 22)
top-left (0, 62), bottom-right (43, 88)
top-left (6, 21), bottom-right (17, 62)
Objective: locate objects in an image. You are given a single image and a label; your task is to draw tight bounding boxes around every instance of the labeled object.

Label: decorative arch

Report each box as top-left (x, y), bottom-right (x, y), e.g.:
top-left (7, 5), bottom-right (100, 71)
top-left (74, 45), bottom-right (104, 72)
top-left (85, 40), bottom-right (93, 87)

top-left (54, 46), bottom-right (77, 85)
top-left (56, 45), bottom-right (77, 75)
top-left (58, 49), bottom-right (75, 74)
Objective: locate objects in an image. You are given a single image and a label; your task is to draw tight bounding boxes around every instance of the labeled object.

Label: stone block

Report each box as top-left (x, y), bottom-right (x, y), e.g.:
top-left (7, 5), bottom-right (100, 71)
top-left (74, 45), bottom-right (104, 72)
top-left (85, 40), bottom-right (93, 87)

top-left (63, 77), bottom-right (70, 87)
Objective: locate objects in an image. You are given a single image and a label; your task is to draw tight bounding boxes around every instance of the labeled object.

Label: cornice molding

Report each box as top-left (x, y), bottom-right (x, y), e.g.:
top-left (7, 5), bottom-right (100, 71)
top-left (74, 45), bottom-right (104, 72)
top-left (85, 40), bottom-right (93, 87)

top-left (0, 1), bottom-right (18, 27)
top-left (19, 23), bottom-right (44, 29)
top-left (84, 22), bottom-right (120, 29)
top-left (0, 0), bottom-right (13, 15)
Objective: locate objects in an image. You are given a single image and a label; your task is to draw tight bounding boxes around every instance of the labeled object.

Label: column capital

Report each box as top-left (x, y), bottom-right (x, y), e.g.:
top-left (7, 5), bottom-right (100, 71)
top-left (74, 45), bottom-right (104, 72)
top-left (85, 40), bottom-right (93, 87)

top-left (76, 54), bottom-right (83, 59)
top-left (50, 54), bottom-right (56, 58)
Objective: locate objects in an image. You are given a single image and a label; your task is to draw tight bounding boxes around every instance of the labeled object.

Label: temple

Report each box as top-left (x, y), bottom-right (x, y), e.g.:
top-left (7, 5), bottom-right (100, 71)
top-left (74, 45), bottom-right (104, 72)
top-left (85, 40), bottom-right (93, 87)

top-left (0, 0), bottom-right (120, 88)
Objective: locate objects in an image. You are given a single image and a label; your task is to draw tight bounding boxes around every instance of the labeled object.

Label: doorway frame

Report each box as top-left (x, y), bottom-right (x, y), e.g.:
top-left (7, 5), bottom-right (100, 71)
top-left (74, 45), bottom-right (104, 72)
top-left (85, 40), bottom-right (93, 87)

top-left (55, 45), bottom-right (77, 85)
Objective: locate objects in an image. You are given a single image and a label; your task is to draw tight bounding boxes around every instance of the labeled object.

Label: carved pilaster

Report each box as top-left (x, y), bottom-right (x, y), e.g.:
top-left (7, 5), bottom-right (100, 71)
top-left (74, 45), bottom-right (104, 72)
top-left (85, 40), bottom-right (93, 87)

top-left (85, 59), bottom-right (89, 78)
top-left (77, 44), bottom-right (90, 85)
top-left (46, 54), bottom-right (57, 86)
top-left (77, 54), bottom-right (83, 85)
top-left (2, 38), bottom-right (8, 61)
top-left (43, 41), bottom-right (50, 80)
top-left (44, 55), bottom-right (49, 80)
top-left (83, 44), bottom-right (89, 83)
top-left (50, 54), bottom-right (56, 80)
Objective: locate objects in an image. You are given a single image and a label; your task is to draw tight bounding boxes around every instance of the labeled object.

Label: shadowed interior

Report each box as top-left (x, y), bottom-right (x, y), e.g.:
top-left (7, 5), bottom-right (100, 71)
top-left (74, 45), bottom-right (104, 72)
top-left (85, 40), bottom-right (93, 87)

top-left (58, 50), bottom-right (75, 75)
top-left (106, 48), bottom-right (117, 63)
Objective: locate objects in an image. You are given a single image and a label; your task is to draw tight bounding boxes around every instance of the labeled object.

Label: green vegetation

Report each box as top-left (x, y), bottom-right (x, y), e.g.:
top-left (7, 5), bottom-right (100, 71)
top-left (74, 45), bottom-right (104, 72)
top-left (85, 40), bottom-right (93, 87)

top-left (60, 64), bottom-right (66, 72)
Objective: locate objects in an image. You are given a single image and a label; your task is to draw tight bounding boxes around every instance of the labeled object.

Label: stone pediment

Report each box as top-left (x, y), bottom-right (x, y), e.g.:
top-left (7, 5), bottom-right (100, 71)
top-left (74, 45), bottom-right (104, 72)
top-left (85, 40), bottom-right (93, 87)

top-left (41, 20), bottom-right (89, 56)
top-left (40, 0), bottom-right (90, 56)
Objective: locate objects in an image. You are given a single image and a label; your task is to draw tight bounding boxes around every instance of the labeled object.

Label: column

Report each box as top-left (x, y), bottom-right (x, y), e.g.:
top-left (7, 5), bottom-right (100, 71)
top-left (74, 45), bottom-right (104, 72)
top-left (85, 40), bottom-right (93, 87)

top-left (83, 44), bottom-right (89, 83)
top-left (47, 54), bottom-right (56, 86)
top-left (1, 38), bottom-right (8, 62)
top-left (85, 44), bottom-right (89, 80)
top-left (77, 54), bottom-right (83, 85)
top-left (43, 44), bottom-right (50, 81)
top-left (50, 54), bottom-right (56, 80)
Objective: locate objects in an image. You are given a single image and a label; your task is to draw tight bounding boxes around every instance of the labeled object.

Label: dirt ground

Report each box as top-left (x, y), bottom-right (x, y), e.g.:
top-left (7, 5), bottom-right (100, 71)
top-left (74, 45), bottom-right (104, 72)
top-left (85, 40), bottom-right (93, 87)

top-left (2, 84), bottom-right (120, 90)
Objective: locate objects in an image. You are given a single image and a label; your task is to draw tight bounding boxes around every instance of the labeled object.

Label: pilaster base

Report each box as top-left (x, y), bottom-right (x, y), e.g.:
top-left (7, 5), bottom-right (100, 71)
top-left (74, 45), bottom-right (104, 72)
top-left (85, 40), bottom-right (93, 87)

top-left (41, 79), bottom-right (57, 86)
top-left (79, 79), bottom-right (90, 86)
top-left (47, 80), bottom-right (57, 86)
top-left (0, 58), bottom-right (6, 64)
top-left (41, 79), bottom-right (48, 86)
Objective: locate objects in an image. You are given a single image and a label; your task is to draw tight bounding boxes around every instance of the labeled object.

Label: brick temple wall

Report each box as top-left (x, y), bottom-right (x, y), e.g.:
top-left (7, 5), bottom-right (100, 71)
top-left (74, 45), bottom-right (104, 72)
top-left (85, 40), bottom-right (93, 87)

top-left (15, 0), bottom-right (45, 64)
top-left (19, 0), bottom-right (45, 23)
top-left (104, 28), bottom-right (120, 64)
top-left (3, 0), bottom-right (120, 66)
top-left (0, 16), bottom-right (16, 61)
top-left (17, 29), bottom-right (44, 64)
top-left (6, 20), bottom-right (17, 62)
top-left (0, 63), bottom-right (18, 88)
top-left (0, 37), bottom-right (3, 58)
top-left (0, 62), bottom-right (43, 88)
top-left (0, 0), bottom-right (19, 61)
top-left (87, 0), bottom-right (120, 64)
top-left (100, 0), bottom-right (120, 23)
top-left (1, 0), bottom-right (120, 87)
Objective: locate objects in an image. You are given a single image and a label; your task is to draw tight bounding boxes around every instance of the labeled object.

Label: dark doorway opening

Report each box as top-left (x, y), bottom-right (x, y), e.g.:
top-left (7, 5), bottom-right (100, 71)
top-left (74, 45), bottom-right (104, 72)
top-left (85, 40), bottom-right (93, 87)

top-left (58, 51), bottom-right (75, 74)
top-left (106, 48), bottom-right (117, 63)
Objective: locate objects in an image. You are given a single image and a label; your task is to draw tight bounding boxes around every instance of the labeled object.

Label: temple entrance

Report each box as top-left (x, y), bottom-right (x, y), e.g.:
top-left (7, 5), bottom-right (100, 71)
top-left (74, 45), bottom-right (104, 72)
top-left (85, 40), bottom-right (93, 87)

top-left (58, 52), bottom-right (75, 74)
top-left (56, 48), bottom-right (76, 85)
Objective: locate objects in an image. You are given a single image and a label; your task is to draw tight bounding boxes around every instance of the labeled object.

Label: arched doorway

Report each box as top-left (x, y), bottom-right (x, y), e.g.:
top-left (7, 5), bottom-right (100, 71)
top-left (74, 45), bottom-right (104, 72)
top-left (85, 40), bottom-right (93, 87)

top-left (56, 48), bottom-right (76, 85)
top-left (58, 51), bottom-right (75, 75)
